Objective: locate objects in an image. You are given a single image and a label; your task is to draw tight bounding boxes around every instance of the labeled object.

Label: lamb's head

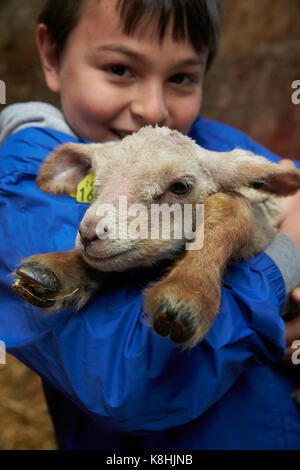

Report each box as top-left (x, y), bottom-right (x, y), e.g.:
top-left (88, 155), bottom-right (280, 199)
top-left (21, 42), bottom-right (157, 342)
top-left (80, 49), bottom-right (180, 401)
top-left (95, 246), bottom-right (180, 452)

top-left (37, 126), bottom-right (300, 272)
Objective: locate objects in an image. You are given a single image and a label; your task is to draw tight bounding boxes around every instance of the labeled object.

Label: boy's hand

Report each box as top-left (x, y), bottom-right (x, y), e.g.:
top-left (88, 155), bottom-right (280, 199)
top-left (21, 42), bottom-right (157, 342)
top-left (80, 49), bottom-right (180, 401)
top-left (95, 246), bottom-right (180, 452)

top-left (277, 159), bottom-right (300, 363)
top-left (285, 287), bottom-right (300, 361)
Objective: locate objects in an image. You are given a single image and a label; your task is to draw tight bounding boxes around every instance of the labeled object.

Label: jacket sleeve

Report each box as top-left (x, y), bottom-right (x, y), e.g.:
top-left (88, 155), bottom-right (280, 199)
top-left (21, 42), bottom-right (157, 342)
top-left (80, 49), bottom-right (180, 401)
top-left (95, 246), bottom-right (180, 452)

top-left (0, 127), bottom-right (286, 433)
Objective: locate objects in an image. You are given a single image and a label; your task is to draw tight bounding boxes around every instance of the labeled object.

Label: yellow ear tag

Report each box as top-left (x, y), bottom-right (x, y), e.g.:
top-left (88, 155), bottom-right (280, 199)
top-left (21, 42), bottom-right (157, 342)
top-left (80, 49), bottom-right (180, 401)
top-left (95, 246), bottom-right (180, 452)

top-left (70, 172), bottom-right (96, 204)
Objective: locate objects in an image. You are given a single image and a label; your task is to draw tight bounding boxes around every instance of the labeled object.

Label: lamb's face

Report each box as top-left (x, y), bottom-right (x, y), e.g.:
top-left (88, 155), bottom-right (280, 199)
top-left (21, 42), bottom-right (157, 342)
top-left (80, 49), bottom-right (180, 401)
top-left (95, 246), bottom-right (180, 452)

top-left (37, 125), bottom-right (300, 272)
top-left (76, 129), bottom-right (207, 272)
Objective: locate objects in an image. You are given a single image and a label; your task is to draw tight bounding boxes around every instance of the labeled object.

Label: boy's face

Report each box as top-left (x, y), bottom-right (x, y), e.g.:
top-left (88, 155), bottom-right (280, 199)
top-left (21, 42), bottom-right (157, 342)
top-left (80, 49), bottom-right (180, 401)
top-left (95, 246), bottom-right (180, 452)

top-left (38, 0), bottom-right (207, 142)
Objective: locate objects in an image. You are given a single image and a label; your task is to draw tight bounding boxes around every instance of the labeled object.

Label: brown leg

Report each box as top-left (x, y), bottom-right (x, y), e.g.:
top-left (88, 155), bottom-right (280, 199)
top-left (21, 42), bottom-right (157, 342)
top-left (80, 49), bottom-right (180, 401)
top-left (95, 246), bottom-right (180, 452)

top-left (144, 192), bottom-right (254, 348)
top-left (11, 249), bottom-right (102, 312)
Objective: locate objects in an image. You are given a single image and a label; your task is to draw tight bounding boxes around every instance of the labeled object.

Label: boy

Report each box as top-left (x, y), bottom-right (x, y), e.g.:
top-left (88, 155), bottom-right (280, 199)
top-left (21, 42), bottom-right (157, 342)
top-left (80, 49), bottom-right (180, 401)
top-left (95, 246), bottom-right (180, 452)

top-left (0, 0), bottom-right (300, 450)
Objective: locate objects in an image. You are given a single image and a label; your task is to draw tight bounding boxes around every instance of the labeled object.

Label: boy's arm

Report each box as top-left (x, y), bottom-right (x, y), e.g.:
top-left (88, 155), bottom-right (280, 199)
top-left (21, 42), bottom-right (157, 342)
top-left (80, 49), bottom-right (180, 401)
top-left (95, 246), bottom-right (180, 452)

top-left (0, 102), bottom-right (76, 145)
top-left (264, 234), bottom-right (300, 304)
top-left (0, 126), bottom-right (287, 433)
top-left (241, 132), bottom-right (300, 310)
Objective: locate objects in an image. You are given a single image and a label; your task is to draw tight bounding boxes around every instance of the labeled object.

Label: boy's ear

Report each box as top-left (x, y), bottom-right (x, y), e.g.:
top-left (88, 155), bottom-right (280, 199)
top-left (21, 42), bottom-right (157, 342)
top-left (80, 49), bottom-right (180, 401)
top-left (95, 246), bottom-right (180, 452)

top-left (36, 143), bottom-right (93, 195)
top-left (36, 24), bottom-right (61, 93)
top-left (198, 148), bottom-right (300, 196)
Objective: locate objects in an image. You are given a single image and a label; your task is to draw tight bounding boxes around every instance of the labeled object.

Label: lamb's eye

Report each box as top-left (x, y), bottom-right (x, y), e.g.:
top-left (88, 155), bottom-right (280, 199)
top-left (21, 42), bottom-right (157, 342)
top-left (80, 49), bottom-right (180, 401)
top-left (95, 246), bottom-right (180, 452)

top-left (169, 180), bottom-right (192, 195)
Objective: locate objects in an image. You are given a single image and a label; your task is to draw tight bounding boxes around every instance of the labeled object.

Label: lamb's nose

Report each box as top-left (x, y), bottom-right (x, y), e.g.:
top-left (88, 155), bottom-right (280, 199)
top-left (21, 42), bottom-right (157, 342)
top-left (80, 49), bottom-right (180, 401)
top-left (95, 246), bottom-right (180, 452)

top-left (79, 228), bottom-right (98, 249)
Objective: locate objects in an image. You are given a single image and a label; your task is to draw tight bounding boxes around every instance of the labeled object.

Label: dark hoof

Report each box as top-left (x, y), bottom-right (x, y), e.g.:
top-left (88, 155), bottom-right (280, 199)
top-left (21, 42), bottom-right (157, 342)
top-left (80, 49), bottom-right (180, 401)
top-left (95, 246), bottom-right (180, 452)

top-left (11, 261), bottom-right (61, 308)
top-left (153, 302), bottom-right (197, 344)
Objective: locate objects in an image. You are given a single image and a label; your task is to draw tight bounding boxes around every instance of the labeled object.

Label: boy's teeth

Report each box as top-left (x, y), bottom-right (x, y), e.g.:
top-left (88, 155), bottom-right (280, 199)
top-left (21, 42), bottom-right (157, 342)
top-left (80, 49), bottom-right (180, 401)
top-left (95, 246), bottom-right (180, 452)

top-left (119, 131), bottom-right (129, 138)
top-left (111, 128), bottom-right (137, 140)
top-left (115, 130), bottom-right (132, 139)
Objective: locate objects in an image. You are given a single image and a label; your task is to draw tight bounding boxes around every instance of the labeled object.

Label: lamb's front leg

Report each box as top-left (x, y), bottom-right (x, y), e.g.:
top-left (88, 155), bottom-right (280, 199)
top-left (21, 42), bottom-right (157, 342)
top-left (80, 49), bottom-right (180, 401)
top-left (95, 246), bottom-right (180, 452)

top-left (12, 249), bottom-right (102, 312)
top-left (144, 192), bottom-right (254, 348)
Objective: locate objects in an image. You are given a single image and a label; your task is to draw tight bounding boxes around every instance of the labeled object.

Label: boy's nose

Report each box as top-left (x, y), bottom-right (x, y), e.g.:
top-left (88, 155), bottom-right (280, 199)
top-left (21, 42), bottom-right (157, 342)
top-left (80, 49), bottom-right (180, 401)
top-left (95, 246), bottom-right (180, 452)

top-left (130, 82), bottom-right (168, 126)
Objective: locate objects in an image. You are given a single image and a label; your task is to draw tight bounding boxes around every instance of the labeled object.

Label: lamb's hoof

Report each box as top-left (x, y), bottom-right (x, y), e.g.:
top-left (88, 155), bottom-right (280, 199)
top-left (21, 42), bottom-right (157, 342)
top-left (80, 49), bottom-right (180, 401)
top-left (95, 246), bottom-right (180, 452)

top-left (152, 301), bottom-right (198, 345)
top-left (11, 261), bottom-right (61, 308)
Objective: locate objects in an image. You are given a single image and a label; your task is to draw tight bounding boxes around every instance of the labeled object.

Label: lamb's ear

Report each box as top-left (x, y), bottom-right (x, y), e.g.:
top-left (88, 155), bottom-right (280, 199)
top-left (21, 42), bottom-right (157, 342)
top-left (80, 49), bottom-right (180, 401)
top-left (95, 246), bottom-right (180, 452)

top-left (36, 143), bottom-right (94, 195)
top-left (199, 148), bottom-right (300, 196)
top-left (250, 168), bottom-right (300, 196)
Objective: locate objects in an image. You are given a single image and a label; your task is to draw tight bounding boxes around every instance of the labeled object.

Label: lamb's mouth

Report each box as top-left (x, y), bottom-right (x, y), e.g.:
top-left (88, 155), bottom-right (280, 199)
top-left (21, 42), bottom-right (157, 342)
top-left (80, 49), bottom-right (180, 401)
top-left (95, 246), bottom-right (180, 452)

top-left (82, 248), bottom-right (135, 264)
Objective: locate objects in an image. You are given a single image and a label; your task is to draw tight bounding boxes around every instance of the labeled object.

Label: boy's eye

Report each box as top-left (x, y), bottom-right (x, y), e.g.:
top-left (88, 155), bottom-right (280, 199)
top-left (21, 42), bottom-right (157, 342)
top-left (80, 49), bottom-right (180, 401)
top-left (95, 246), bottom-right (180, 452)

top-left (108, 65), bottom-right (132, 78)
top-left (170, 74), bottom-right (194, 86)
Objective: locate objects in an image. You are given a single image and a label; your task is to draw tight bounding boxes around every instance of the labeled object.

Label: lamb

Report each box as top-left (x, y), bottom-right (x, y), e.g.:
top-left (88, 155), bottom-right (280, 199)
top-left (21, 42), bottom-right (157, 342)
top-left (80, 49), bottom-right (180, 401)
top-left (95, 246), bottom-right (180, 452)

top-left (11, 126), bottom-right (300, 351)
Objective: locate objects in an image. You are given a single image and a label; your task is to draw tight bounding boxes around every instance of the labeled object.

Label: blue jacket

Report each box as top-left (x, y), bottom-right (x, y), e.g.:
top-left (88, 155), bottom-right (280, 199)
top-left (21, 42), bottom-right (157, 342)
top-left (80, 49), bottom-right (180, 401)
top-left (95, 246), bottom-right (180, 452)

top-left (0, 117), bottom-right (299, 450)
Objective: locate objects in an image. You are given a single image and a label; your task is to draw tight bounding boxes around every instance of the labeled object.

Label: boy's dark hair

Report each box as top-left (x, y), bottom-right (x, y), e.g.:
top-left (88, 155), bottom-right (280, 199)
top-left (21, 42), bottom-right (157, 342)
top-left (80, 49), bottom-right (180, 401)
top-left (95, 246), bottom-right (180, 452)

top-left (38, 0), bottom-right (222, 68)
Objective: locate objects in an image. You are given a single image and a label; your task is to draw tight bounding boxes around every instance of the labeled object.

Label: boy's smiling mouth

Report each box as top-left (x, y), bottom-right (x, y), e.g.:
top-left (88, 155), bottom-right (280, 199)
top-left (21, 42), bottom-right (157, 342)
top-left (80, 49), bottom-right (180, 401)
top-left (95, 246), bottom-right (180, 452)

top-left (110, 128), bottom-right (137, 140)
